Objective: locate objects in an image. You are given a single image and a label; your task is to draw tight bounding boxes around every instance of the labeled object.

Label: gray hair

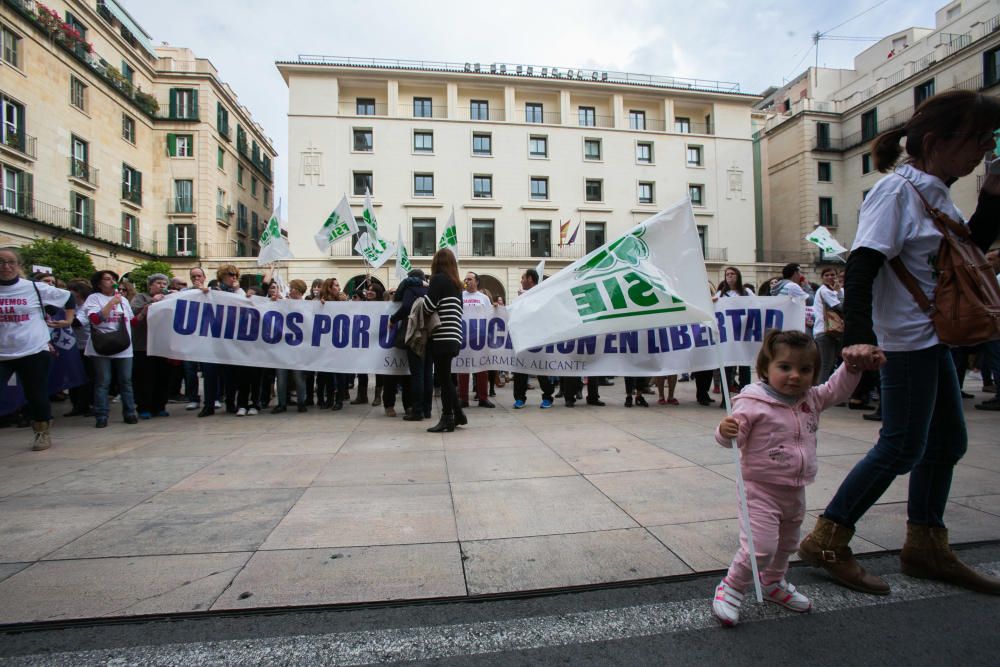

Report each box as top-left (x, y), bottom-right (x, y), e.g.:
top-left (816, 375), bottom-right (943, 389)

top-left (147, 273), bottom-right (169, 286)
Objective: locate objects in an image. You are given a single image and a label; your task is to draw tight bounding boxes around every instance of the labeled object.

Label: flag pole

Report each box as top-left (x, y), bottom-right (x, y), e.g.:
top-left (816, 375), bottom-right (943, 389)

top-left (717, 350), bottom-right (763, 603)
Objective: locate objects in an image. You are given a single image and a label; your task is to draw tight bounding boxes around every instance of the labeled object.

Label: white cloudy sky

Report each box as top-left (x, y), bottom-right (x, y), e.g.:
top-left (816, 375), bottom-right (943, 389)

top-left (126, 0), bottom-right (945, 204)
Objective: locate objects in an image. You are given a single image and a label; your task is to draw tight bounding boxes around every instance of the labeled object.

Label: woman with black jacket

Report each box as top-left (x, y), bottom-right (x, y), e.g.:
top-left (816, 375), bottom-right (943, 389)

top-left (391, 269), bottom-right (432, 421)
top-left (420, 250), bottom-right (465, 432)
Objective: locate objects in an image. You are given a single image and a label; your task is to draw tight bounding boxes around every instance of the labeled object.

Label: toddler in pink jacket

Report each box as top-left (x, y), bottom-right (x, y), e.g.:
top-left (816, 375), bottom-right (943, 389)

top-left (711, 329), bottom-right (879, 626)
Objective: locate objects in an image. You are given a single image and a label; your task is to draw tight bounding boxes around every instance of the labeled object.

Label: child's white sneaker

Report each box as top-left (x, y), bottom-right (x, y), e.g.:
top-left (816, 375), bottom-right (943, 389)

top-left (763, 579), bottom-right (812, 613)
top-left (712, 579), bottom-right (744, 626)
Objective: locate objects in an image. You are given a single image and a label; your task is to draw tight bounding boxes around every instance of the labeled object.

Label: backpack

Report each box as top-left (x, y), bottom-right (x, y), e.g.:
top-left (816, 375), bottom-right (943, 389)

top-left (888, 181), bottom-right (1000, 347)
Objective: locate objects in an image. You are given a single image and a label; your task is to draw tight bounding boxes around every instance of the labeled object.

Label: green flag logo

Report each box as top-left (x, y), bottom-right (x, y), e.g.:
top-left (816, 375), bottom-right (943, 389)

top-left (574, 229), bottom-right (650, 280)
top-left (438, 225), bottom-right (457, 249)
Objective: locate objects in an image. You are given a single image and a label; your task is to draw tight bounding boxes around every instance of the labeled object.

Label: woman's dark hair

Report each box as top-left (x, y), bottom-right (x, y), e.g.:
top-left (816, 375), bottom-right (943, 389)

top-left (67, 279), bottom-right (91, 299)
top-left (717, 266), bottom-right (745, 295)
top-left (89, 270), bottom-right (119, 292)
top-left (431, 249), bottom-right (463, 289)
top-left (873, 90), bottom-right (1000, 172)
top-left (755, 329), bottom-right (821, 385)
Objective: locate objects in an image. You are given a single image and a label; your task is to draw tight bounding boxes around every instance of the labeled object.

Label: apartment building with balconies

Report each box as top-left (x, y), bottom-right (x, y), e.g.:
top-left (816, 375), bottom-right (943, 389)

top-left (0, 0), bottom-right (276, 276)
top-left (756, 0), bottom-right (1000, 267)
top-left (278, 57), bottom-right (761, 300)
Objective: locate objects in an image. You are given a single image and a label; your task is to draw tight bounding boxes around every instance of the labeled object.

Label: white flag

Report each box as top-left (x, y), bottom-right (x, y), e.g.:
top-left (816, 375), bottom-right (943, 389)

top-left (805, 225), bottom-right (848, 256)
top-left (395, 225), bottom-right (412, 282)
top-left (438, 209), bottom-right (457, 257)
top-left (256, 212), bottom-right (294, 266)
top-left (534, 259), bottom-right (545, 283)
top-left (314, 195), bottom-right (359, 252)
top-left (354, 232), bottom-right (397, 270)
top-left (507, 198), bottom-right (716, 352)
top-left (362, 189), bottom-right (384, 243)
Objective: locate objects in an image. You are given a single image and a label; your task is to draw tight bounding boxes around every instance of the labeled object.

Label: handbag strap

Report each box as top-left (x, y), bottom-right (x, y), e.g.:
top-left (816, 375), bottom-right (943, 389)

top-left (29, 280), bottom-right (46, 319)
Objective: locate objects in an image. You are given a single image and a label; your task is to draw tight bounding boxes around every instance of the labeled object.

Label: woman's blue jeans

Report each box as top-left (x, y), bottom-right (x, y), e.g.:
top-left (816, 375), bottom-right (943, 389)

top-left (823, 344), bottom-right (967, 529)
top-left (92, 356), bottom-right (136, 418)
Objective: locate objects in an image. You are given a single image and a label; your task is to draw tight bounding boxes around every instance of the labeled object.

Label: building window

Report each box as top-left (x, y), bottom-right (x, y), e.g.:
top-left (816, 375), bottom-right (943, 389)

top-left (472, 132), bottom-right (492, 155)
top-left (172, 224), bottom-right (195, 256)
top-left (236, 202), bottom-right (248, 234)
top-left (914, 79), bottom-right (935, 106)
top-left (530, 220), bottom-right (551, 257)
top-left (816, 121), bottom-right (831, 149)
top-left (216, 102), bottom-right (229, 137)
top-left (585, 222), bottom-right (605, 254)
top-left (121, 113), bottom-right (135, 143)
top-left (237, 164), bottom-right (245, 186)
top-left (70, 76), bottom-right (87, 111)
top-left (174, 180), bottom-right (193, 213)
top-left (1, 25), bottom-right (21, 68)
top-left (675, 116), bottom-right (691, 133)
top-left (414, 173), bottom-right (434, 197)
top-left (861, 109), bottom-right (878, 142)
top-left (413, 97), bottom-right (432, 118)
top-left (686, 145), bottom-right (702, 166)
top-left (585, 179), bottom-right (603, 202)
top-left (216, 188), bottom-right (226, 221)
top-left (530, 176), bottom-right (549, 200)
top-left (525, 103), bottom-right (543, 123)
top-left (121, 213), bottom-right (136, 248)
top-left (862, 152), bottom-right (873, 174)
top-left (412, 218), bottom-right (436, 255)
top-left (638, 181), bottom-right (654, 204)
top-left (819, 197), bottom-right (835, 226)
top-left (470, 99), bottom-right (489, 120)
top-left (217, 145), bottom-right (225, 170)
top-left (817, 161), bottom-right (832, 182)
top-left (697, 225), bottom-right (707, 256)
top-left (251, 211), bottom-right (259, 241)
top-left (413, 130), bottom-right (433, 153)
top-left (70, 192), bottom-right (90, 233)
top-left (472, 219), bottom-right (495, 256)
top-left (70, 135), bottom-right (88, 180)
top-left (121, 163), bottom-right (141, 205)
top-left (584, 138), bottom-right (602, 161)
top-left (578, 106), bottom-right (596, 127)
top-left (1, 164), bottom-right (23, 214)
top-left (167, 133), bottom-right (193, 157)
top-left (985, 46), bottom-right (1000, 87)
top-left (2, 94), bottom-right (24, 150)
top-left (473, 174), bottom-right (493, 198)
top-left (353, 128), bottom-right (373, 152)
top-left (529, 135), bottom-right (548, 158)
top-left (353, 171), bottom-right (373, 195)
top-left (637, 141), bottom-right (654, 164)
top-left (356, 98), bottom-right (376, 115)
top-left (170, 88), bottom-right (196, 119)
top-left (251, 176), bottom-right (258, 197)
top-left (119, 60), bottom-right (134, 86)
top-left (264, 188), bottom-right (270, 207)
top-left (689, 184), bottom-right (705, 206)
top-left (629, 110), bottom-right (646, 130)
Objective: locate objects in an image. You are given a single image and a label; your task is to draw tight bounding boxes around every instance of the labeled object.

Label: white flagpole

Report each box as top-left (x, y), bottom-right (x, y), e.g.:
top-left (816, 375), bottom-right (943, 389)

top-left (717, 352), bottom-right (763, 603)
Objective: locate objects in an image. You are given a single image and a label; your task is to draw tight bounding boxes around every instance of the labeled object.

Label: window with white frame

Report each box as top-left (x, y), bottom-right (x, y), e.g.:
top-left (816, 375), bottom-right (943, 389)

top-left (176, 134), bottom-right (192, 157)
top-left (175, 224), bottom-right (194, 255)
top-left (1, 94), bottom-right (23, 149)
top-left (174, 179), bottom-right (193, 213)
top-left (2, 164), bottom-right (20, 213)
top-left (121, 212), bottom-right (136, 247)
top-left (70, 76), bottom-right (86, 111)
top-left (122, 113), bottom-right (135, 143)
top-left (71, 192), bottom-right (89, 232)
top-left (1, 25), bottom-right (20, 68)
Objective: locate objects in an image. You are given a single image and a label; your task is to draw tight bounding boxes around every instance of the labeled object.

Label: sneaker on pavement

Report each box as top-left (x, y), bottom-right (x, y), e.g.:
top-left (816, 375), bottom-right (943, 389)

top-left (236, 407), bottom-right (247, 417)
top-left (214, 401), bottom-right (222, 409)
top-left (247, 407), bottom-right (259, 416)
top-left (185, 402), bottom-right (199, 411)
top-left (711, 579), bottom-right (744, 627)
top-left (540, 399), bottom-right (553, 409)
top-left (762, 579), bottom-right (812, 613)
top-left (513, 399), bottom-right (526, 409)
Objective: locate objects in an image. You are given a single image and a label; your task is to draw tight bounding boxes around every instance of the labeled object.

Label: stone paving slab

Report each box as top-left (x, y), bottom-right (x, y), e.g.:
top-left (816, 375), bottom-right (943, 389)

top-left (0, 378), bottom-right (997, 624)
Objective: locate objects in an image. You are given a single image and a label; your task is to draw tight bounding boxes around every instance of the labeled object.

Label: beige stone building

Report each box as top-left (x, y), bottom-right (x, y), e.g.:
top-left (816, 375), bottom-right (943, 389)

top-left (278, 57), bottom-right (764, 300)
top-left (757, 0), bottom-right (1000, 266)
top-left (0, 0), bottom-right (276, 280)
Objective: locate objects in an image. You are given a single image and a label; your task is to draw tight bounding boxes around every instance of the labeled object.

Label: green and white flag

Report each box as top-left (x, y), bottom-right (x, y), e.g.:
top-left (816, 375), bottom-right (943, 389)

top-left (256, 210), bottom-right (293, 266)
top-left (395, 224), bottom-right (412, 281)
top-left (354, 232), bottom-right (396, 270)
top-left (361, 189), bottom-right (384, 243)
top-left (507, 198), bottom-right (716, 352)
top-left (438, 209), bottom-right (457, 257)
top-left (805, 225), bottom-right (848, 256)
top-left (315, 195), bottom-right (359, 252)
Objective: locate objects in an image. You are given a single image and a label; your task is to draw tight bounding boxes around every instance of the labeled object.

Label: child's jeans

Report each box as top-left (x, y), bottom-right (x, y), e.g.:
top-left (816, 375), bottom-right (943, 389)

top-left (725, 480), bottom-right (806, 591)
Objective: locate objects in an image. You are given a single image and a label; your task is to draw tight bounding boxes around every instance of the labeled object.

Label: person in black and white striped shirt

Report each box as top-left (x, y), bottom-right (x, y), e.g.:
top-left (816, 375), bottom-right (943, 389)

top-left (422, 249), bottom-right (465, 433)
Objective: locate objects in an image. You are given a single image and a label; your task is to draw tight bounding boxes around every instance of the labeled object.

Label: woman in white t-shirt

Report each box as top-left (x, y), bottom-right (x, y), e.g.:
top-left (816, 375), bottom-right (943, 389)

top-left (813, 267), bottom-right (844, 383)
top-left (79, 270), bottom-right (136, 428)
top-left (799, 90), bottom-right (1000, 596)
top-left (0, 248), bottom-right (74, 451)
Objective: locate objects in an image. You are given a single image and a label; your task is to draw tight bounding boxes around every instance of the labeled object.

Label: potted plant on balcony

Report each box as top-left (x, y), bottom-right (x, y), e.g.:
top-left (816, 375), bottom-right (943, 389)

top-left (4, 131), bottom-right (23, 151)
top-left (134, 91), bottom-right (159, 117)
top-left (33, 2), bottom-right (62, 34)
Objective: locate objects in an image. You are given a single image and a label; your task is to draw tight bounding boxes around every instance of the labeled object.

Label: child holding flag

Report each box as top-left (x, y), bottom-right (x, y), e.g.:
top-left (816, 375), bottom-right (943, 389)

top-left (711, 330), bottom-right (883, 626)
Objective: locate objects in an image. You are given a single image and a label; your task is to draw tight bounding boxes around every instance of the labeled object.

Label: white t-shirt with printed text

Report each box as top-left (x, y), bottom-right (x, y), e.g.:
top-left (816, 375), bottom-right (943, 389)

top-left (78, 292), bottom-right (135, 358)
top-left (462, 290), bottom-right (492, 308)
top-left (0, 278), bottom-right (72, 360)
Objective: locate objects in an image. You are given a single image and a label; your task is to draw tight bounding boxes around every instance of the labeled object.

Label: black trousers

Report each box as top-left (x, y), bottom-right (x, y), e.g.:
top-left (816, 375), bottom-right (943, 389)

top-left (0, 351), bottom-right (52, 422)
top-left (513, 373), bottom-right (555, 402)
top-left (432, 345), bottom-right (459, 416)
top-left (132, 351), bottom-right (170, 414)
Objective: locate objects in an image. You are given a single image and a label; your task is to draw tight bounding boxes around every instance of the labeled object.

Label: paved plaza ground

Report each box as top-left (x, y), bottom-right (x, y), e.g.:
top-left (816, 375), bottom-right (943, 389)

top-left (0, 378), bottom-right (998, 625)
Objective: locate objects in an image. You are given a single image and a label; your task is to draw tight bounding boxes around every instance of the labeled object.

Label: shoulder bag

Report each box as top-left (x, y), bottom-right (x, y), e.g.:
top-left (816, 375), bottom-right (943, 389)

top-left (90, 301), bottom-right (131, 356)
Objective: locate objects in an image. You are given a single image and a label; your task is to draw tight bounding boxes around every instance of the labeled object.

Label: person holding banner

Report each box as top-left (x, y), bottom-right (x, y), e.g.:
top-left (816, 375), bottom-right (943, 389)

top-left (130, 273), bottom-right (172, 419)
top-left (392, 269), bottom-right (432, 422)
top-left (0, 247), bottom-right (76, 450)
top-left (271, 279), bottom-right (308, 414)
top-left (511, 269), bottom-right (557, 409)
top-left (199, 265), bottom-right (245, 418)
top-left (458, 272), bottom-right (495, 409)
top-left (420, 249), bottom-right (466, 432)
top-left (799, 90), bottom-right (1000, 595)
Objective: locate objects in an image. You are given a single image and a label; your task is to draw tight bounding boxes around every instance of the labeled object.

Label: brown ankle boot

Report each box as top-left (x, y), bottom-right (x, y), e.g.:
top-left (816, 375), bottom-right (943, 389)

top-left (900, 523), bottom-right (1000, 594)
top-left (798, 516), bottom-right (890, 595)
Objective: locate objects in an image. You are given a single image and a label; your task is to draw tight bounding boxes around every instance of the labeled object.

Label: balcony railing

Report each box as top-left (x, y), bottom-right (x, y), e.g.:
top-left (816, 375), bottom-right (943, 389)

top-left (69, 158), bottom-right (99, 186)
top-left (167, 196), bottom-right (195, 215)
top-left (674, 121), bottom-right (714, 135)
top-left (632, 118), bottom-right (666, 132)
top-left (216, 204), bottom-right (226, 221)
top-left (521, 110), bottom-right (562, 124)
top-left (703, 246), bottom-right (728, 262)
top-left (578, 114), bottom-right (615, 129)
top-left (816, 106), bottom-right (913, 152)
top-left (1, 131), bottom-right (37, 159)
top-left (200, 242), bottom-right (239, 258)
top-left (121, 186), bottom-right (142, 206)
top-left (339, 102), bottom-right (389, 116)
top-left (404, 104), bottom-right (448, 118)
top-left (459, 107), bottom-right (506, 122)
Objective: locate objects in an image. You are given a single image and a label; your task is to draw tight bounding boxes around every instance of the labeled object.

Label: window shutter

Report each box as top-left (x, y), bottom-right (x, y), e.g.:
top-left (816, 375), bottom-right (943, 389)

top-left (190, 225), bottom-right (198, 256)
top-left (85, 198), bottom-right (94, 236)
top-left (191, 89), bottom-right (199, 118)
top-left (167, 133), bottom-right (176, 156)
top-left (167, 223), bottom-right (176, 256)
top-left (135, 170), bottom-right (142, 203)
top-left (20, 172), bottom-right (33, 216)
top-left (169, 89), bottom-right (177, 118)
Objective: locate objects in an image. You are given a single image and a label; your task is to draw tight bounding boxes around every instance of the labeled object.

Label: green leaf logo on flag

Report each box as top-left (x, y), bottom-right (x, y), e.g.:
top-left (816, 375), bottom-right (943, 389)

top-left (438, 225), bottom-right (457, 249)
top-left (574, 230), bottom-right (649, 280)
top-left (399, 244), bottom-right (411, 271)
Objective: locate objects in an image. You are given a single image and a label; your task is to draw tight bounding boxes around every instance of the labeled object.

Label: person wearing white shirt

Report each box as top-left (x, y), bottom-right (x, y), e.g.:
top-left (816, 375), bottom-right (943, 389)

top-left (79, 270), bottom-right (136, 428)
top-left (813, 267), bottom-right (845, 383)
top-left (0, 248), bottom-right (74, 450)
top-left (458, 272), bottom-right (495, 408)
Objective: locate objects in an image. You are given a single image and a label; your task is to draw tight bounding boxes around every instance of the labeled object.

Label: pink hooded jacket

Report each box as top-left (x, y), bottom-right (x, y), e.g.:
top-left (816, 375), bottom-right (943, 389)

top-left (714, 363), bottom-right (861, 487)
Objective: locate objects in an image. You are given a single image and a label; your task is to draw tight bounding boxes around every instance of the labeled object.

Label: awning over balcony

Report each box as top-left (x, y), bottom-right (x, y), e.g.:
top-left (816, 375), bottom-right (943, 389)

top-left (102, 0), bottom-right (156, 57)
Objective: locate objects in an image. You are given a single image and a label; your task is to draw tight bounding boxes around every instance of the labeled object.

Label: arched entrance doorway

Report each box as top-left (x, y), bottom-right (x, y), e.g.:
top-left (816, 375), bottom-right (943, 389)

top-left (345, 274), bottom-right (386, 298)
top-left (478, 274), bottom-right (505, 304)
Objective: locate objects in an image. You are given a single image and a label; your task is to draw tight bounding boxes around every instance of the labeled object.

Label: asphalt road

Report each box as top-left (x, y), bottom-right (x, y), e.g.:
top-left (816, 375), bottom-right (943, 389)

top-left (2, 544), bottom-right (999, 666)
